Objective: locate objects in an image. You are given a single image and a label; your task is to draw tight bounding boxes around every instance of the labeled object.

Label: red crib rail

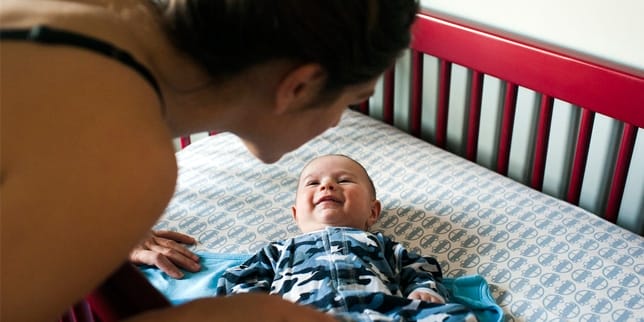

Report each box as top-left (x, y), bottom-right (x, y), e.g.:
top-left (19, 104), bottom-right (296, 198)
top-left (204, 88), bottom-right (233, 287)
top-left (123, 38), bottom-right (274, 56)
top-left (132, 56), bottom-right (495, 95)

top-left (387, 11), bottom-right (643, 224)
top-left (411, 12), bottom-right (644, 128)
top-left (415, 12), bottom-right (642, 222)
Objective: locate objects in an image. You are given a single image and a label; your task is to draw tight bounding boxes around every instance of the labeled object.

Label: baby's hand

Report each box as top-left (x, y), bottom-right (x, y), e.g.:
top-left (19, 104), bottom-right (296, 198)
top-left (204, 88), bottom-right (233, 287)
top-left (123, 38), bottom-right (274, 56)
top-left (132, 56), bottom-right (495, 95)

top-left (407, 289), bottom-right (445, 304)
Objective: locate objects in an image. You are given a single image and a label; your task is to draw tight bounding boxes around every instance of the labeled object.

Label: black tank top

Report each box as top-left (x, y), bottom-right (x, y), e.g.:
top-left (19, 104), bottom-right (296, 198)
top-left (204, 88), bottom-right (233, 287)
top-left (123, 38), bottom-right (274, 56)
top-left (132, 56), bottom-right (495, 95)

top-left (0, 25), bottom-right (163, 104)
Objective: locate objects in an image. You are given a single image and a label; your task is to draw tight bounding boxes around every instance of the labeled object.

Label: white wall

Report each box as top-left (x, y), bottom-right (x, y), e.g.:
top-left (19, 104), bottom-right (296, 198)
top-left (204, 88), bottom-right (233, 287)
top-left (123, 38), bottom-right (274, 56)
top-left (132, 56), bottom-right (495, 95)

top-left (420, 0), bottom-right (644, 75)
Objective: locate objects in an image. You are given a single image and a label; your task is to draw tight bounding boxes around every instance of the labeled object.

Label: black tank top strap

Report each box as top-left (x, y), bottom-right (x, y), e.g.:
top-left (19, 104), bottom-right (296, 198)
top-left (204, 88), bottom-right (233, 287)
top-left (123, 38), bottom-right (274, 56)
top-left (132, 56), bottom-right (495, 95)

top-left (0, 25), bottom-right (164, 106)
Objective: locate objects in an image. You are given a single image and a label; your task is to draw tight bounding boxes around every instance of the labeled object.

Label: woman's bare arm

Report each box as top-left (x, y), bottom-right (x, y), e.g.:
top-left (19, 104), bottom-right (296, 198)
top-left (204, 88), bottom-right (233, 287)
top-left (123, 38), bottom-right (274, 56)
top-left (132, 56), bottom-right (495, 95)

top-left (1, 42), bottom-right (177, 321)
top-left (125, 294), bottom-right (337, 322)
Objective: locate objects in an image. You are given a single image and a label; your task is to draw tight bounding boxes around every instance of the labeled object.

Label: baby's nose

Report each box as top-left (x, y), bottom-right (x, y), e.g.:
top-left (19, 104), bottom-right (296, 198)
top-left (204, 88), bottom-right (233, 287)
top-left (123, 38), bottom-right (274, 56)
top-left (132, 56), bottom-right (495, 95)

top-left (320, 181), bottom-right (336, 190)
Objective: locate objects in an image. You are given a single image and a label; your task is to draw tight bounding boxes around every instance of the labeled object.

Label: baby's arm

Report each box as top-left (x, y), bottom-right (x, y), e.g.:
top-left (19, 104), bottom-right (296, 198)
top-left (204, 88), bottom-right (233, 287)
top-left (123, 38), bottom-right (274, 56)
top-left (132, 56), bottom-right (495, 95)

top-left (216, 244), bottom-right (277, 295)
top-left (392, 241), bottom-right (449, 303)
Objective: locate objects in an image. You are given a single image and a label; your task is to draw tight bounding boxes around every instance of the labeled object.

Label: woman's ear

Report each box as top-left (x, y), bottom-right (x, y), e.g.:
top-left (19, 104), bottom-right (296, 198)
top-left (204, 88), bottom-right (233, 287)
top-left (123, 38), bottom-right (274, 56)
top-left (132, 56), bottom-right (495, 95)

top-left (275, 64), bottom-right (326, 114)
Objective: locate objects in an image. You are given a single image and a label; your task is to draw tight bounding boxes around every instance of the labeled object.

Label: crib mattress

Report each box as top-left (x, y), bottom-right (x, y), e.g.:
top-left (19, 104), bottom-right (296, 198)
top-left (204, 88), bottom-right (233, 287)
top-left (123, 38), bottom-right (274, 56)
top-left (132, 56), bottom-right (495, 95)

top-left (155, 109), bottom-right (643, 322)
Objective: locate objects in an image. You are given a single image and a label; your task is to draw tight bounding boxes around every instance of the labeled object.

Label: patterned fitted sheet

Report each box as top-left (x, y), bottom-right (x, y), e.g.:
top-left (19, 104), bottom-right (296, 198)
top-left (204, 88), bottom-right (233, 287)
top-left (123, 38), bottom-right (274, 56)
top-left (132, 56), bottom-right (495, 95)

top-left (154, 109), bottom-right (644, 322)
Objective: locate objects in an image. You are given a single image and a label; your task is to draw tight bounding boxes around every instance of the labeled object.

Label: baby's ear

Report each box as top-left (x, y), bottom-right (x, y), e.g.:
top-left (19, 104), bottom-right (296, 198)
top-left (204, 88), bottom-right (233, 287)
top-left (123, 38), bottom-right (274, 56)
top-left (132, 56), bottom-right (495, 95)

top-left (368, 200), bottom-right (381, 227)
top-left (291, 206), bottom-right (298, 221)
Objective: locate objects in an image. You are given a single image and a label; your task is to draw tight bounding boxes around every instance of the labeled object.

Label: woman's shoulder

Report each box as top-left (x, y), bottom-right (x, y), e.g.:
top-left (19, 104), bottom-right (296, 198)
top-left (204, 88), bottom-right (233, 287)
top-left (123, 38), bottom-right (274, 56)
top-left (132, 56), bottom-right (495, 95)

top-left (1, 31), bottom-right (177, 196)
top-left (1, 0), bottom-right (175, 203)
top-left (1, 1), bottom-right (99, 28)
top-left (2, 1), bottom-right (161, 80)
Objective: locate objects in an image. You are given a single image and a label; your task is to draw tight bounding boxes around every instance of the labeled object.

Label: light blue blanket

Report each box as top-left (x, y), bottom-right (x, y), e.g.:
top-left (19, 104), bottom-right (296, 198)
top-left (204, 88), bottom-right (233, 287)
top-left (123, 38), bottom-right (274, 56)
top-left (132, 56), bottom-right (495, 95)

top-left (140, 252), bottom-right (504, 322)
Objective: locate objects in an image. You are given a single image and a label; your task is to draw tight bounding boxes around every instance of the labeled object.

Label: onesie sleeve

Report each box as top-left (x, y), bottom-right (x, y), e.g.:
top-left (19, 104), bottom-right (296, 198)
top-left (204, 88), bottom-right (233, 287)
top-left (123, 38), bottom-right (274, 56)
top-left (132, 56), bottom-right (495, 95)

top-left (390, 239), bottom-right (449, 300)
top-left (215, 243), bottom-right (279, 295)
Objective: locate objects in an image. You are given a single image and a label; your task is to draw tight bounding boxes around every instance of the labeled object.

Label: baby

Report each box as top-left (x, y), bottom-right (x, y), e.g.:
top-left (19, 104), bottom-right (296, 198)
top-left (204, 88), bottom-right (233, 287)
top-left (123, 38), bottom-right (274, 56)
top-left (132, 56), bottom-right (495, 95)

top-left (217, 154), bottom-right (476, 321)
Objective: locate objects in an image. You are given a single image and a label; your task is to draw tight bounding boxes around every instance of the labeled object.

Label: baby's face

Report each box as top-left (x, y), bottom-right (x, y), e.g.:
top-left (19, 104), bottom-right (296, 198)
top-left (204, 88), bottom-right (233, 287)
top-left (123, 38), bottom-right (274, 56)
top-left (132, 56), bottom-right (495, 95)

top-left (292, 155), bottom-right (380, 233)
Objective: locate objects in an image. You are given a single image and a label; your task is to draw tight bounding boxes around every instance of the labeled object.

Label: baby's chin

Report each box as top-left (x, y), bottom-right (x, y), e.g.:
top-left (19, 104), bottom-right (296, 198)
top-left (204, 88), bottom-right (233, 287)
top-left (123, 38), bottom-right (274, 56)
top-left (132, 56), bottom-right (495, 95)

top-left (315, 209), bottom-right (346, 222)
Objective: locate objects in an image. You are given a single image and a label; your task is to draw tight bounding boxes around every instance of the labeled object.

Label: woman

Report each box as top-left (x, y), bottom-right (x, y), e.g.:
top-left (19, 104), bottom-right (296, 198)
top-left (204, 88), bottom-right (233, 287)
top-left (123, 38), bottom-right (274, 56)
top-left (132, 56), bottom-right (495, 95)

top-left (0, 0), bottom-right (418, 321)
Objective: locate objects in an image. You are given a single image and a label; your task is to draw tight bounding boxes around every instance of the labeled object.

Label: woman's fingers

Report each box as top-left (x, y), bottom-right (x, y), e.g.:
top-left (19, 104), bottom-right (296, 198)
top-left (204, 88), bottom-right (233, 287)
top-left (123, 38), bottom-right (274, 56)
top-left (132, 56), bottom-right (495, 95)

top-left (129, 230), bottom-right (201, 278)
top-left (153, 230), bottom-right (197, 245)
top-left (129, 249), bottom-right (185, 278)
top-left (151, 235), bottom-right (200, 262)
top-left (148, 243), bottom-right (201, 272)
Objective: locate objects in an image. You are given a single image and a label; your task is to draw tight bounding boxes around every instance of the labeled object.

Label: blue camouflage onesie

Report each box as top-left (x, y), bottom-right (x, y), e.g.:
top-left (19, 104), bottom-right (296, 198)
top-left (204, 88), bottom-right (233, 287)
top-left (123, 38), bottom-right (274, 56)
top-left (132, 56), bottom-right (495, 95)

top-left (216, 227), bottom-right (477, 322)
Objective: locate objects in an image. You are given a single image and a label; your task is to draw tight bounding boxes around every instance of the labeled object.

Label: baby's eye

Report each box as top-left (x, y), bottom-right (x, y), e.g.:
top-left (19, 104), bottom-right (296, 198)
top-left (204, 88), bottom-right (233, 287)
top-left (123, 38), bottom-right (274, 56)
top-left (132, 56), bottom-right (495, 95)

top-left (338, 178), bottom-right (352, 183)
top-left (306, 181), bottom-right (319, 186)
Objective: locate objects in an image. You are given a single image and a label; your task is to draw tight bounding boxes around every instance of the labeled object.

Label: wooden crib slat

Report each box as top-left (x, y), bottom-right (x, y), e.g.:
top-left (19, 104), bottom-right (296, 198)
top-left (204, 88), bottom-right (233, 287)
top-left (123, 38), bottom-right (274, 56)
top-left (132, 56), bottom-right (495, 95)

top-left (497, 83), bottom-right (518, 175)
top-left (566, 108), bottom-right (595, 205)
top-left (383, 68), bottom-right (395, 125)
top-left (465, 71), bottom-right (484, 161)
top-left (530, 95), bottom-right (554, 190)
top-left (436, 60), bottom-right (452, 149)
top-left (86, 264), bottom-right (170, 322)
top-left (180, 136), bottom-right (191, 149)
top-left (359, 100), bottom-right (370, 115)
top-left (59, 301), bottom-right (95, 322)
top-left (605, 124), bottom-right (638, 223)
top-left (410, 50), bottom-right (424, 137)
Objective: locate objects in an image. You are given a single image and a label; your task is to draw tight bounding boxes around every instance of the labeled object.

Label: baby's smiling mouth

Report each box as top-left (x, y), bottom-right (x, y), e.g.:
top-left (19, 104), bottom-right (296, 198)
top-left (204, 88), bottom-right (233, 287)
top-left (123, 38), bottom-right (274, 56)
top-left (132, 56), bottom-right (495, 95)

top-left (315, 195), bottom-right (342, 205)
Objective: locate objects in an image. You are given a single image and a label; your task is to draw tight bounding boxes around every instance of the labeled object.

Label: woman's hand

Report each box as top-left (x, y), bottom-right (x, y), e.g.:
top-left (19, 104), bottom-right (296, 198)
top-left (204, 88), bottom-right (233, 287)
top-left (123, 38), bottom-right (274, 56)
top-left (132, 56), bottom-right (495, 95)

top-left (129, 230), bottom-right (201, 278)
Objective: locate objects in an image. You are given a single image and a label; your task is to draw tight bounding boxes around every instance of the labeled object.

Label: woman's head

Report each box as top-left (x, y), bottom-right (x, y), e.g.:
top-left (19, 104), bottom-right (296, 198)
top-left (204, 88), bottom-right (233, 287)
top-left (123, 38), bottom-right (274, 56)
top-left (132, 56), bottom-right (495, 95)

top-left (159, 0), bottom-right (418, 95)
top-left (156, 0), bottom-right (418, 163)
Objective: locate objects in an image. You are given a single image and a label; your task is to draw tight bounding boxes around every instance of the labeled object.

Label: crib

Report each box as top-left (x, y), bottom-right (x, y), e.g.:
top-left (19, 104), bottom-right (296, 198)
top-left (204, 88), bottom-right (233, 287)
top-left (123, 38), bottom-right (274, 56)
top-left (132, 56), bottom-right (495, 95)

top-left (68, 8), bottom-right (643, 322)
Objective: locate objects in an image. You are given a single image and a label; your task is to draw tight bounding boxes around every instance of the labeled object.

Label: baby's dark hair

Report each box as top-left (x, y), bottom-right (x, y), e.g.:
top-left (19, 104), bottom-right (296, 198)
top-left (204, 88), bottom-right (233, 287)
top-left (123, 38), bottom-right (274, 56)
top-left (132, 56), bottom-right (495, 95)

top-left (158, 0), bottom-right (418, 95)
top-left (299, 154), bottom-right (376, 199)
